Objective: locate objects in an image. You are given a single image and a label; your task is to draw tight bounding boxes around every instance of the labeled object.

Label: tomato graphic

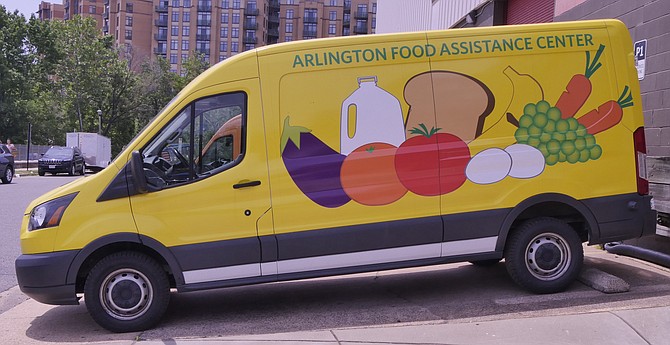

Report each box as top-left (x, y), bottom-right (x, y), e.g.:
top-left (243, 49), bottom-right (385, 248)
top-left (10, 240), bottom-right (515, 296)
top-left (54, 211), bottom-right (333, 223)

top-left (340, 143), bottom-right (407, 206)
top-left (395, 125), bottom-right (471, 196)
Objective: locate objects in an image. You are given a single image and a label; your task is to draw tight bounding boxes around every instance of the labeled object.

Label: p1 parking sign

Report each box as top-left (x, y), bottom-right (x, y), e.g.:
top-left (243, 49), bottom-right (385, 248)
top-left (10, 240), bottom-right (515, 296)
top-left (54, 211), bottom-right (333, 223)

top-left (634, 39), bottom-right (647, 80)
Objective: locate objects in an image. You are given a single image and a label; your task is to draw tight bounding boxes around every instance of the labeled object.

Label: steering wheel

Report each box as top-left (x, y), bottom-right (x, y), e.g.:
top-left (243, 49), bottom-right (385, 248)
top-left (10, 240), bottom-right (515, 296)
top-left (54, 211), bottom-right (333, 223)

top-left (167, 146), bottom-right (189, 168)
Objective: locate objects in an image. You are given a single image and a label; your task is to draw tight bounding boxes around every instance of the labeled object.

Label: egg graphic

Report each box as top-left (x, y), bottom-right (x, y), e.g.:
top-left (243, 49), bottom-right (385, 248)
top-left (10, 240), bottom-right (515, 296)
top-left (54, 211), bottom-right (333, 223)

top-left (466, 148), bottom-right (512, 184)
top-left (505, 143), bottom-right (545, 179)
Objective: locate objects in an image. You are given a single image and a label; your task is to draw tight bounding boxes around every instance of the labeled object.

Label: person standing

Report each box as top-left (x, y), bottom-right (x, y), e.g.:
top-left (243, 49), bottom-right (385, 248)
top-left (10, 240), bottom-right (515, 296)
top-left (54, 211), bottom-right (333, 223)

top-left (6, 139), bottom-right (16, 157)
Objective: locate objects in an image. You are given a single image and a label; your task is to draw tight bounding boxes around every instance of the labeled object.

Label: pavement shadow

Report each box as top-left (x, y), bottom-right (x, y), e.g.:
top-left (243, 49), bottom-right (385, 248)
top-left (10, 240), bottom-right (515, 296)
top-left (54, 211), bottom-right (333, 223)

top-left (24, 252), bottom-right (670, 342)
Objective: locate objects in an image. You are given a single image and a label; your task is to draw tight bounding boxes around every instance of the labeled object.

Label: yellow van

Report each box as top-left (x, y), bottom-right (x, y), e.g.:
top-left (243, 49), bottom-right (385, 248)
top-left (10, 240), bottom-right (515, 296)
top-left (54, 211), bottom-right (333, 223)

top-left (16, 19), bottom-right (655, 332)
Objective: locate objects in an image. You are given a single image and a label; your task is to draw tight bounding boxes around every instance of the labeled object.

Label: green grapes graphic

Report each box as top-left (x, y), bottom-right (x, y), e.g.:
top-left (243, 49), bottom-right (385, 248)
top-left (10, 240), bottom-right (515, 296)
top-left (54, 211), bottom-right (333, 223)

top-left (515, 101), bottom-right (601, 166)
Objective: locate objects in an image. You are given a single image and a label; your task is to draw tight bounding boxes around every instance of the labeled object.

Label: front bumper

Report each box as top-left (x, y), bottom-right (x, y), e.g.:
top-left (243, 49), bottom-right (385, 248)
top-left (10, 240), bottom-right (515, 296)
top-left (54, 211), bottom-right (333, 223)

top-left (38, 162), bottom-right (74, 174)
top-left (15, 250), bottom-right (80, 305)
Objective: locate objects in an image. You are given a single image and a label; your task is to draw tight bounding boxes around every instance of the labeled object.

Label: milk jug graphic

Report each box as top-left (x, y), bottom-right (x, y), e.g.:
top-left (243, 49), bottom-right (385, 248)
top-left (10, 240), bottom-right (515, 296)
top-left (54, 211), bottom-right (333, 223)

top-left (340, 76), bottom-right (406, 155)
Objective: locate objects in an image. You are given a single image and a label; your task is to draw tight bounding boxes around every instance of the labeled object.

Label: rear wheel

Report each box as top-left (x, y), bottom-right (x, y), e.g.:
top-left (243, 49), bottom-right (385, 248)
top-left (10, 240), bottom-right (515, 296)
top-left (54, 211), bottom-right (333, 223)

top-left (69, 164), bottom-right (75, 176)
top-left (504, 217), bottom-right (583, 294)
top-left (80, 163), bottom-right (86, 175)
top-left (1, 166), bottom-right (13, 184)
top-left (84, 251), bottom-right (170, 333)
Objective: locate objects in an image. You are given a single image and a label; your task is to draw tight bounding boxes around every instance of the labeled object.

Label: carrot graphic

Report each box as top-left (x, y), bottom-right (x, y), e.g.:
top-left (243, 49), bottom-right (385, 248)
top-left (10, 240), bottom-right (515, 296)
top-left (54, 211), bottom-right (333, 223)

top-left (577, 86), bottom-right (633, 135)
top-left (555, 44), bottom-right (605, 118)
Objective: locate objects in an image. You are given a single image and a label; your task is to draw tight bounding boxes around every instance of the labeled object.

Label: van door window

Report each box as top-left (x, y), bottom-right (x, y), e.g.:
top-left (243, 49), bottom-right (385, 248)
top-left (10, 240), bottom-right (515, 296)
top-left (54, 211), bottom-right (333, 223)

top-left (140, 92), bottom-right (246, 189)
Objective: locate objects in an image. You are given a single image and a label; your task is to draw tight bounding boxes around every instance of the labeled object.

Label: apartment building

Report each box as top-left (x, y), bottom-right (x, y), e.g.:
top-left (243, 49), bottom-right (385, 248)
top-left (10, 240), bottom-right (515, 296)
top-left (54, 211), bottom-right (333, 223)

top-left (38, 0), bottom-right (377, 74)
top-left (38, 1), bottom-right (66, 20)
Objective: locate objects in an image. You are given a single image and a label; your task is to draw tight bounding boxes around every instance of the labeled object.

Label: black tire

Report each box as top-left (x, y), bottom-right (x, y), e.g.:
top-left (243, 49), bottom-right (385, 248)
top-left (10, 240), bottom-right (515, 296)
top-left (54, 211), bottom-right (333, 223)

top-left (1, 166), bottom-right (13, 184)
top-left (80, 164), bottom-right (86, 176)
top-left (38, 170), bottom-right (45, 176)
top-left (469, 259), bottom-right (501, 267)
top-left (504, 217), bottom-right (583, 294)
top-left (69, 164), bottom-right (75, 176)
top-left (84, 251), bottom-right (170, 333)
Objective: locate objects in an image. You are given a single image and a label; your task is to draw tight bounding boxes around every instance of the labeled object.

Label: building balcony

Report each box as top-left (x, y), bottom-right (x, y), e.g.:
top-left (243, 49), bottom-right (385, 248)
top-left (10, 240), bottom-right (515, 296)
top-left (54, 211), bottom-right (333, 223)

top-left (102, 24), bottom-right (109, 32)
top-left (269, 0), bottom-right (280, 10)
top-left (354, 24), bottom-right (367, 34)
top-left (196, 47), bottom-right (209, 54)
top-left (102, 11), bottom-right (108, 19)
top-left (243, 36), bottom-right (257, 44)
top-left (154, 32), bottom-right (168, 40)
top-left (304, 15), bottom-right (318, 23)
top-left (267, 28), bottom-right (279, 37)
top-left (244, 20), bottom-right (257, 30)
top-left (155, 4), bottom-right (168, 12)
top-left (103, 0), bottom-right (108, 4)
top-left (303, 30), bottom-right (317, 38)
top-left (354, 11), bottom-right (368, 19)
top-left (196, 34), bottom-right (210, 40)
top-left (343, 19), bottom-right (350, 27)
top-left (268, 14), bottom-right (279, 24)
top-left (155, 18), bottom-right (168, 26)
top-left (197, 19), bottom-right (211, 26)
top-left (245, 7), bottom-right (259, 16)
top-left (154, 47), bottom-right (167, 54)
top-left (344, 2), bottom-right (350, 12)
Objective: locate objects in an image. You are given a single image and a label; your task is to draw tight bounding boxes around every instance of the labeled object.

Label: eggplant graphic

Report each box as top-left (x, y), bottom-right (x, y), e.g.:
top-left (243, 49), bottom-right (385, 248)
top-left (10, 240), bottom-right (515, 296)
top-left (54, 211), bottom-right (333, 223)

top-left (280, 117), bottom-right (351, 208)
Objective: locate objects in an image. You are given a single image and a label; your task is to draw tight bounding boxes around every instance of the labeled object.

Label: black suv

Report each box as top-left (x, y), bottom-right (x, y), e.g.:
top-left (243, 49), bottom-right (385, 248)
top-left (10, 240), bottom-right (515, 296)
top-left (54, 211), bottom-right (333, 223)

top-left (0, 144), bottom-right (14, 184)
top-left (38, 146), bottom-right (85, 176)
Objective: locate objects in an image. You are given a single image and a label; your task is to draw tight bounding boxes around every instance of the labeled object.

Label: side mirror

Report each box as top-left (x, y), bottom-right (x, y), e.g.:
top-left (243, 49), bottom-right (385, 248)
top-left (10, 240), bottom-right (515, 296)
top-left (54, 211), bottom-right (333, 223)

top-left (130, 151), bottom-right (148, 194)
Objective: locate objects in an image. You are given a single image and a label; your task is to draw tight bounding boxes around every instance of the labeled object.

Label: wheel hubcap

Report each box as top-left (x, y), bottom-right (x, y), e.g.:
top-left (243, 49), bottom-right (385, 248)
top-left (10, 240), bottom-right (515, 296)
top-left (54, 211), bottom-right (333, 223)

top-left (525, 232), bottom-right (571, 281)
top-left (5, 169), bottom-right (11, 181)
top-left (100, 269), bottom-right (153, 320)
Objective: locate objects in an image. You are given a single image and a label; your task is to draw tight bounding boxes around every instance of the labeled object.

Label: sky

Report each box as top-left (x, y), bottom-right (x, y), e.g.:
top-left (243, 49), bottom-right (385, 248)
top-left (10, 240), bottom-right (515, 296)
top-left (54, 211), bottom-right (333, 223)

top-left (1, 0), bottom-right (44, 18)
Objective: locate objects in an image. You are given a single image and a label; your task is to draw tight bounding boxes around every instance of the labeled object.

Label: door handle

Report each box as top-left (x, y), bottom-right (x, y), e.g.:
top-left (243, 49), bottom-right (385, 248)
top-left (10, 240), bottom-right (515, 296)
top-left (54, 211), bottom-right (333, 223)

top-left (233, 180), bottom-right (261, 189)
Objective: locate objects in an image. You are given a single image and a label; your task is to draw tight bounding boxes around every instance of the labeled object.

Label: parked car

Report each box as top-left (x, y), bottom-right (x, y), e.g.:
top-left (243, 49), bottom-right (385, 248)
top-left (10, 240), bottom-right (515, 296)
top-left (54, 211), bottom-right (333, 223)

top-left (0, 144), bottom-right (14, 184)
top-left (38, 146), bottom-right (85, 176)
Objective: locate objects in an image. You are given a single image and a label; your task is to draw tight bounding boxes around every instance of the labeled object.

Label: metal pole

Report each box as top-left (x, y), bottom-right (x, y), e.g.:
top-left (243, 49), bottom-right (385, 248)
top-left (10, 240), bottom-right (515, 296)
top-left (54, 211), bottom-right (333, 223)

top-left (27, 123), bottom-right (32, 170)
top-left (97, 109), bottom-right (102, 134)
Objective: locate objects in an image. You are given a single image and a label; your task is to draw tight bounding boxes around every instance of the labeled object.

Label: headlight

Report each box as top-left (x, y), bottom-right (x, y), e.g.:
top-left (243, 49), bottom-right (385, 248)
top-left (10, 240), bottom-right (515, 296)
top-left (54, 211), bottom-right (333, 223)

top-left (28, 193), bottom-right (78, 231)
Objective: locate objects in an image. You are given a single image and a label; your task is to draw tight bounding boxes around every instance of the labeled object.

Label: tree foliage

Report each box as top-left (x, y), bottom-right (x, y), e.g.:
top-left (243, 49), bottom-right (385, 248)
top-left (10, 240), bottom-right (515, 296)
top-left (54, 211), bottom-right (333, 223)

top-left (0, 5), bottom-right (211, 156)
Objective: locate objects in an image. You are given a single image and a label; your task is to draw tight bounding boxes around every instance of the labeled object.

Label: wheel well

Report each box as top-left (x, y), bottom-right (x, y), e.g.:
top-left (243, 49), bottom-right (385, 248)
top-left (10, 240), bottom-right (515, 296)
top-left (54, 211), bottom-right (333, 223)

top-left (508, 201), bottom-right (589, 243)
top-left (74, 242), bottom-right (176, 292)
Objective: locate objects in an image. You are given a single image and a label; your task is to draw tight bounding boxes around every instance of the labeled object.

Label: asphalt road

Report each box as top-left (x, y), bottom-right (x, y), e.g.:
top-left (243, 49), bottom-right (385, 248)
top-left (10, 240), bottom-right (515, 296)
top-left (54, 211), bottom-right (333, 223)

top-left (0, 174), bottom-right (81, 294)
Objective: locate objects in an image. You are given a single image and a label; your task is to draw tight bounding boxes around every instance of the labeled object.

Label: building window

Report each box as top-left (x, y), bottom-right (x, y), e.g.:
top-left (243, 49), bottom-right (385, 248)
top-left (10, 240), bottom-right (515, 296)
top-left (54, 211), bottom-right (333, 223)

top-left (221, 12), bottom-right (228, 23)
top-left (231, 27), bottom-right (239, 38)
top-left (372, 17), bottom-right (376, 29)
top-left (125, 29), bottom-right (132, 39)
top-left (343, 26), bottom-right (349, 35)
top-left (182, 25), bottom-right (190, 36)
top-left (220, 27), bottom-right (228, 37)
top-left (330, 0), bottom-right (337, 5)
top-left (286, 0), bottom-right (294, 4)
top-left (221, 0), bottom-right (228, 8)
top-left (89, 5), bottom-right (96, 13)
top-left (172, 0), bottom-right (180, 7)
top-left (304, 8), bottom-right (317, 23)
top-left (357, 4), bottom-right (367, 16)
top-left (233, 0), bottom-right (240, 9)
top-left (286, 9), bottom-right (293, 19)
top-left (170, 53), bottom-right (178, 64)
top-left (183, 12), bottom-right (190, 22)
top-left (329, 11), bottom-right (336, 21)
top-left (197, 12), bottom-right (211, 25)
top-left (303, 22), bottom-right (316, 38)
top-left (171, 39), bottom-right (178, 50)
top-left (219, 54), bottom-right (226, 61)
top-left (197, 26), bottom-right (210, 38)
top-left (126, 2), bottom-right (133, 12)
top-left (172, 11), bottom-right (179, 22)
top-left (196, 40), bottom-right (210, 53)
top-left (182, 53), bottom-right (188, 62)
top-left (328, 23), bottom-right (336, 35)
top-left (126, 16), bottom-right (133, 26)
top-left (285, 21), bottom-right (292, 33)
top-left (231, 41), bottom-right (238, 52)
top-left (171, 25), bottom-right (179, 35)
top-left (285, 35), bottom-right (292, 42)
top-left (219, 41), bottom-right (227, 51)
top-left (181, 39), bottom-right (189, 50)
top-left (183, 0), bottom-right (191, 7)
top-left (232, 13), bottom-right (239, 24)
top-left (372, 2), bottom-right (376, 13)
top-left (245, 44), bottom-right (254, 51)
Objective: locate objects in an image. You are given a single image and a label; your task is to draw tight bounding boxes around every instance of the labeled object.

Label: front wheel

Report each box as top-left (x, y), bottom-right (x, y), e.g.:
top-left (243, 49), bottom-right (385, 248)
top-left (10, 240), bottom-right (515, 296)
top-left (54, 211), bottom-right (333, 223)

top-left (84, 251), bottom-right (170, 332)
top-left (504, 217), bottom-right (583, 294)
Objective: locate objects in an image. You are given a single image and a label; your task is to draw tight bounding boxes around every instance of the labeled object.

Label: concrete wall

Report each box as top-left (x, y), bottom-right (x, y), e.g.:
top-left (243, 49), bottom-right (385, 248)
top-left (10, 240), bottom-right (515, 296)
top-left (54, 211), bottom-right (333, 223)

top-left (554, 0), bottom-right (670, 157)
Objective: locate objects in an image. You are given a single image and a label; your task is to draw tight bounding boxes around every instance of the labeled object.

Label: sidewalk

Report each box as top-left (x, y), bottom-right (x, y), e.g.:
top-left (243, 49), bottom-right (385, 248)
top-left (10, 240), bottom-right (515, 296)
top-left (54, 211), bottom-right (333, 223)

top-left (1, 247), bottom-right (669, 345)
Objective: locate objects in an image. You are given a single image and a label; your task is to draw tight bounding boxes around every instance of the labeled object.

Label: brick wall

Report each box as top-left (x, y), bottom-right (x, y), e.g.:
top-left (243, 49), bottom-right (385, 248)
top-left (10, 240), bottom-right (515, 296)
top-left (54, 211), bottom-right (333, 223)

top-left (554, 0), bottom-right (670, 156)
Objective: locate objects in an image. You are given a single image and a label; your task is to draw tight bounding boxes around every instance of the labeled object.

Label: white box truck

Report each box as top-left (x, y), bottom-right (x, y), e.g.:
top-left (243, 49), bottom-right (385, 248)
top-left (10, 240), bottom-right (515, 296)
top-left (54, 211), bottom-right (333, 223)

top-left (66, 132), bottom-right (111, 172)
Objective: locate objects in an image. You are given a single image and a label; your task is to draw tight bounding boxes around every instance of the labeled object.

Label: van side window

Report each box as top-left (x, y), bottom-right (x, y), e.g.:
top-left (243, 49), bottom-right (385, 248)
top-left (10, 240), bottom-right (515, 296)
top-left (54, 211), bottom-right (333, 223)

top-left (140, 92), bottom-right (246, 189)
